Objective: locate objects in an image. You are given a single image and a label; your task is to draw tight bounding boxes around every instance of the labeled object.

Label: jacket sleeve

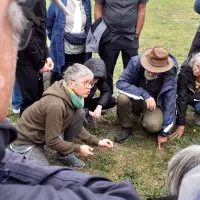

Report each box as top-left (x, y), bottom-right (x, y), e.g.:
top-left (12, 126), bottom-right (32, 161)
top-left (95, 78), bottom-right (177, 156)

top-left (25, 34), bottom-right (45, 70)
top-left (176, 71), bottom-right (189, 126)
top-left (160, 67), bottom-right (177, 137)
top-left (77, 127), bottom-right (100, 146)
top-left (96, 80), bottom-right (112, 107)
top-left (116, 56), bottom-right (151, 100)
top-left (194, 0), bottom-right (200, 14)
top-left (47, 3), bottom-right (56, 41)
top-left (45, 104), bottom-right (81, 154)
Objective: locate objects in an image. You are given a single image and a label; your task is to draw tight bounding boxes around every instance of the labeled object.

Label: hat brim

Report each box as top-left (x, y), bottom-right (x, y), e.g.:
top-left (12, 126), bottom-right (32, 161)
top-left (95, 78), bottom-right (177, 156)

top-left (140, 48), bottom-right (174, 73)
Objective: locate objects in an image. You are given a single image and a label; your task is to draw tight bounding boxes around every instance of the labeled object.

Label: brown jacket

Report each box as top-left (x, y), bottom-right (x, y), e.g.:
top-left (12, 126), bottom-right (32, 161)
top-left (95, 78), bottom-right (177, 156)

top-left (14, 80), bottom-right (100, 154)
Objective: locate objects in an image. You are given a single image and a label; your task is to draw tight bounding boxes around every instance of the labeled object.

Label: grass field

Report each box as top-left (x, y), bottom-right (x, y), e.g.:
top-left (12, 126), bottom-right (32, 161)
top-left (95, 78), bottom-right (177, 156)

top-left (7, 0), bottom-right (200, 199)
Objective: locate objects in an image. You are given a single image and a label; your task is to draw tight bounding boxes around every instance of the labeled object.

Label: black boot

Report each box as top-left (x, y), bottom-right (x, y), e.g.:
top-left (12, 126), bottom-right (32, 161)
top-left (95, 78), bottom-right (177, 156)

top-left (115, 127), bottom-right (132, 143)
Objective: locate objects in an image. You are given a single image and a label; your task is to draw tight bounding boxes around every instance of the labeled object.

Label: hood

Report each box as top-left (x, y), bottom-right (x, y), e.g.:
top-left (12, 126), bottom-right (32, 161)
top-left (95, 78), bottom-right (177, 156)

top-left (42, 80), bottom-right (73, 107)
top-left (84, 58), bottom-right (107, 80)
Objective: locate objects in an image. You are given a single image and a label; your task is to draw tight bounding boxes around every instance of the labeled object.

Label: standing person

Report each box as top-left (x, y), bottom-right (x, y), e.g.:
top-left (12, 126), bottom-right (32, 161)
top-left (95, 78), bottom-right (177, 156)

top-left (16, 0), bottom-right (54, 116)
top-left (84, 58), bottom-right (116, 125)
top-left (47, 0), bottom-right (92, 85)
top-left (115, 47), bottom-right (178, 149)
top-left (12, 80), bottom-right (22, 114)
top-left (188, 0), bottom-right (200, 57)
top-left (94, 0), bottom-right (148, 92)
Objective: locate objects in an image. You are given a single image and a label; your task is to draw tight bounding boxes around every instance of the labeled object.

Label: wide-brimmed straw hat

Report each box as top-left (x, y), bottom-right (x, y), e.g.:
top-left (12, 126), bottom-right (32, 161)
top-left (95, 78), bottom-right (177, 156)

top-left (140, 47), bottom-right (174, 73)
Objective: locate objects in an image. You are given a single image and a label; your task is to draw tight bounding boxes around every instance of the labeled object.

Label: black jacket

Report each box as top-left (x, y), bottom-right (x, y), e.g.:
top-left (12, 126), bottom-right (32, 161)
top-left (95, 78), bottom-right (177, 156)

top-left (17, 0), bottom-right (49, 70)
top-left (84, 58), bottom-right (112, 107)
top-left (176, 60), bottom-right (200, 125)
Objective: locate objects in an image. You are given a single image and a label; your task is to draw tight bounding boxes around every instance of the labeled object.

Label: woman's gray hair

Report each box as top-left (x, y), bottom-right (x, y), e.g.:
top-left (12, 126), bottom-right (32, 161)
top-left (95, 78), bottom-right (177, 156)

top-left (7, 0), bottom-right (27, 46)
top-left (166, 145), bottom-right (200, 195)
top-left (63, 63), bottom-right (93, 83)
top-left (189, 52), bottom-right (200, 68)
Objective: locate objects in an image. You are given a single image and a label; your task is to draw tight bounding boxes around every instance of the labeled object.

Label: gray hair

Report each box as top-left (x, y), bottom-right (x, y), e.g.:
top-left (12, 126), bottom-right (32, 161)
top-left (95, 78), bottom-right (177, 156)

top-left (189, 53), bottom-right (200, 68)
top-left (166, 145), bottom-right (200, 195)
top-left (7, 0), bottom-right (27, 46)
top-left (63, 63), bottom-right (93, 83)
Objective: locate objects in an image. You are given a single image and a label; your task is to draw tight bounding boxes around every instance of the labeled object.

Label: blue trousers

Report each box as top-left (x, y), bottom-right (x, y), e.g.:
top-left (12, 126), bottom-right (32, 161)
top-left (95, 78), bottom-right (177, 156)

top-left (12, 80), bottom-right (22, 110)
top-left (195, 101), bottom-right (200, 115)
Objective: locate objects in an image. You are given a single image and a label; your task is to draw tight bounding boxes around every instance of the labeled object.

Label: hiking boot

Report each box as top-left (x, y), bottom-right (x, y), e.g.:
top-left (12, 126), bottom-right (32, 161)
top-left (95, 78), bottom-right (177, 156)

top-left (85, 115), bottom-right (96, 126)
top-left (193, 112), bottom-right (200, 126)
top-left (114, 127), bottom-right (132, 143)
top-left (57, 153), bottom-right (85, 168)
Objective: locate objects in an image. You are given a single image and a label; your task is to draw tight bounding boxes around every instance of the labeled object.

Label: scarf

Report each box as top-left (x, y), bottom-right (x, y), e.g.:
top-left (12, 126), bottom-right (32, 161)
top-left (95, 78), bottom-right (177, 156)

top-left (63, 81), bottom-right (84, 109)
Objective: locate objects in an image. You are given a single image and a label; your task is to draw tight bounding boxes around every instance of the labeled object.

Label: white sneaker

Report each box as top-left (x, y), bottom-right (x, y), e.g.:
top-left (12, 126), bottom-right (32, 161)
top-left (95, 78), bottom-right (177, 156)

top-left (12, 108), bottom-right (20, 114)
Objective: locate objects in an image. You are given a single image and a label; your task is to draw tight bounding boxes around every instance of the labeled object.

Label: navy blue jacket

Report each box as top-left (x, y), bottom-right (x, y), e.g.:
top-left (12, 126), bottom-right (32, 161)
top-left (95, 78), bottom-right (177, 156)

top-left (0, 121), bottom-right (141, 200)
top-left (47, 0), bottom-right (92, 75)
top-left (116, 55), bottom-right (178, 137)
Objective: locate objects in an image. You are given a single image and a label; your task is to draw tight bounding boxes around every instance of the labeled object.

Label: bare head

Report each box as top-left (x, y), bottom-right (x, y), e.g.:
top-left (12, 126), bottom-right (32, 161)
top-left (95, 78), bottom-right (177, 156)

top-left (166, 145), bottom-right (200, 195)
top-left (0, 0), bottom-right (26, 122)
top-left (190, 53), bottom-right (200, 77)
top-left (63, 63), bottom-right (94, 98)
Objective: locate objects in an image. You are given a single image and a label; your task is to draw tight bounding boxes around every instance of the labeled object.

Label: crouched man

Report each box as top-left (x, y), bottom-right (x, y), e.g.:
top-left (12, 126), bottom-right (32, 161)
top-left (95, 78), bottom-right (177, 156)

top-left (115, 47), bottom-right (178, 149)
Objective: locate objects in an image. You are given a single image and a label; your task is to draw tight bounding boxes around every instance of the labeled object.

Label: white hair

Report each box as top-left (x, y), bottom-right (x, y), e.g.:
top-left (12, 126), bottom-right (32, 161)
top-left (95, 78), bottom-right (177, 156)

top-left (189, 53), bottom-right (200, 68)
top-left (166, 145), bottom-right (200, 195)
top-left (7, 0), bottom-right (27, 46)
top-left (63, 63), bottom-right (93, 83)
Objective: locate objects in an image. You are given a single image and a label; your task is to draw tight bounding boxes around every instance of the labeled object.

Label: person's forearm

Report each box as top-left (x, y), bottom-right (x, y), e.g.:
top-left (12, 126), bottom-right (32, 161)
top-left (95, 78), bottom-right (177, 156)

top-left (94, 2), bottom-right (103, 20)
top-left (135, 4), bottom-right (146, 35)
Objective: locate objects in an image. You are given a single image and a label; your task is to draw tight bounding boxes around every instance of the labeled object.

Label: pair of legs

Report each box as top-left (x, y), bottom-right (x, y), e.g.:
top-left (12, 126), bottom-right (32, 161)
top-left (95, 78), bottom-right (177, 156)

top-left (16, 64), bottom-right (44, 116)
top-left (50, 52), bottom-right (85, 85)
top-left (10, 109), bottom-right (86, 167)
top-left (12, 80), bottom-right (22, 113)
top-left (116, 94), bottom-right (163, 142)
top-left (99, 37), bottom-right (138, 92)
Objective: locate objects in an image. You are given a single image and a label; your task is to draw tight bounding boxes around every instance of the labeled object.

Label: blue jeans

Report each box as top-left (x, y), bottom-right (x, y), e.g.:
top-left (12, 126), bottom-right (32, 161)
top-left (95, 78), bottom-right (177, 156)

top-left (12, 80), bottom-right (22, 110)
top-left (195, 101), bottom-right (200, 116)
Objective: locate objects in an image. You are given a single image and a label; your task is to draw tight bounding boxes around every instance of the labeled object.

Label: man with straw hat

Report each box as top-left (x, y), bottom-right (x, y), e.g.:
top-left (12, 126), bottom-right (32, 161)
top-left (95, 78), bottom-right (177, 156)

top-left (115, 47), bottom-right (178, 149)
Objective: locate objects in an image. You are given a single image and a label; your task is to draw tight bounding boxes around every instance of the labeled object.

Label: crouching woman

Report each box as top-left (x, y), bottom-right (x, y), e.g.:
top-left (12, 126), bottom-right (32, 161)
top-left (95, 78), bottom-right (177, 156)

top-left (172, 53), bottom-right (200, 138)
top-left (10, 64), bottom-right (113, 168)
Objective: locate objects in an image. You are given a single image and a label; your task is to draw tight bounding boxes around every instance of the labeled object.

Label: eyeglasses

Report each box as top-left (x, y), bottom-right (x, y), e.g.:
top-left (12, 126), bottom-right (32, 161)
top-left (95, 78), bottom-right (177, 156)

top-left (194, 64), bottom-right (200, 71)
top-left (82, 81), bottom-right (96, 88)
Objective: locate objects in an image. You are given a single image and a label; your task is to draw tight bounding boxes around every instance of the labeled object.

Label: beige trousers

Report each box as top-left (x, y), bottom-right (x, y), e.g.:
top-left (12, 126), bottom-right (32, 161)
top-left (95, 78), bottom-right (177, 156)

top-left (117, 94), bottom-right (163, 133)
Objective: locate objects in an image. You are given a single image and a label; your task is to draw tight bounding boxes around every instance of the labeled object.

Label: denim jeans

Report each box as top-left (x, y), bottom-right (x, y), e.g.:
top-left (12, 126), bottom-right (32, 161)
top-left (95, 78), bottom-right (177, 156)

top-left (195, 101), bottom-right (200, 116)
top-left (12, 80), bottom-right (22, 110)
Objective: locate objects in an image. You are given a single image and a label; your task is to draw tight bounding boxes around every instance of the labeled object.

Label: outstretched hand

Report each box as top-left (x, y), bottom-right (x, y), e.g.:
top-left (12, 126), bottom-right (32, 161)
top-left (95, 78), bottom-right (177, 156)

top-left (98, 139), bottom-right (113, 148)
top-left (157, 135), bottom-right (168, 150)
top-left (170, 126), bottom-right (185, 139)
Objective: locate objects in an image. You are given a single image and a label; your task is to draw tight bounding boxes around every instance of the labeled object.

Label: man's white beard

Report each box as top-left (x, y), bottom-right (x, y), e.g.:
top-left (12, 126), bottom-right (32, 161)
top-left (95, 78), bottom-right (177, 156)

top-left (144, 70), bottom-right (159, 80)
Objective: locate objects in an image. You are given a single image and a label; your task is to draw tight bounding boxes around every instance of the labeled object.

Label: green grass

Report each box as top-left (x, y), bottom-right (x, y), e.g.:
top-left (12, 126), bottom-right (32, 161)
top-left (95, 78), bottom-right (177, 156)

top-left (8, 0), bottom-right (200, 199)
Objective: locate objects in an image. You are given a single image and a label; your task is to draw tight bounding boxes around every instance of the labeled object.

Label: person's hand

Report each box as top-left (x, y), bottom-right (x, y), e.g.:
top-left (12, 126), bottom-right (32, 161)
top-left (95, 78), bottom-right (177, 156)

top-left (89, 111), bottom-right (96, 118)
top-left (145, 97), bottom-right (156, 111)
top-left (157, 135), bottom-right (168, 150)
top-left (93, 105), bottom-right (102, 120)
top-left (45, 57), bottom-right (54, 70)
top-left (39, 63), bottom-right (50, 74)
top-left (98, 139), bottom-right (113, 148)
top-left (170, 126), bottom-right (185, 139)
top-left (79, 145), bottom-right (94, 156)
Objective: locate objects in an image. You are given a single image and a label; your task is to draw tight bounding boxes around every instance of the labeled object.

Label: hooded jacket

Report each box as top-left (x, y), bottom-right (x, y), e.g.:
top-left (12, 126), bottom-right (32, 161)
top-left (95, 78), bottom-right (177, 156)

top-left (14, 80), bottom-right (99, 154)
top-left (84, 58), bottom-right (112, 108)
top-left (176, 60), bottom-right (200, 125)
top-left (116, 54), bottom-right (178, 137)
